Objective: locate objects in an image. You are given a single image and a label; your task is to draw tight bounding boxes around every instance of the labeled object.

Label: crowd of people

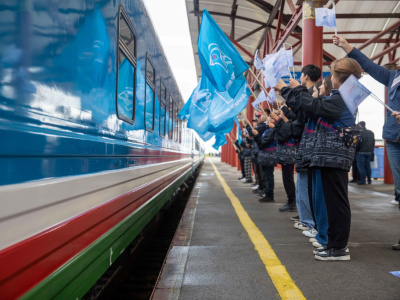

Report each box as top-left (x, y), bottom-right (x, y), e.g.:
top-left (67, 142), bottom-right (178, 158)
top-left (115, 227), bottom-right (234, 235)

top-left (233, 35), bottom-right (400, 261)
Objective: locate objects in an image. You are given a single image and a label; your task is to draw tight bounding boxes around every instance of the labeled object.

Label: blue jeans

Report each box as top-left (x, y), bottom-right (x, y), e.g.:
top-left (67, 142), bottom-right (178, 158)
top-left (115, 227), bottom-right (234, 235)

top-left (296, 171), bottom-right (315, 229)
top-left (262, 165), bottom-right (274, 198)
top-left (312, 168), bottom-right (328, 245)
top-left (356, 152), bottom-right (372, 184)
top-left (387, 141), bottom-right (400, 211)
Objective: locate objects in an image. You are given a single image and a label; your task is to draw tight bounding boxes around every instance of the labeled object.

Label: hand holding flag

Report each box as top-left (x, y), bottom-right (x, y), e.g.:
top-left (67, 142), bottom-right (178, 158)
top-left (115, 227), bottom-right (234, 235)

top-left (315, 2), bottom-right (337, 35)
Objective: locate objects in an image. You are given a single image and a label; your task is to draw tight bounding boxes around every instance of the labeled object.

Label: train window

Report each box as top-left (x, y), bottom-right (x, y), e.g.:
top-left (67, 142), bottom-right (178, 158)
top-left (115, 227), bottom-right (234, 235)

top-left (119, 13), bottom-right (135, 57)
top-left (116, 6), bottom-right (137, 124)
top-left (145, 55), bottom-right (155, 131)
top-left (174, 106), bottom-right (179, 142)
top-left (160, 80), bottom-right (166, 137)
top-left (169, 95), bottom-right (174, 140)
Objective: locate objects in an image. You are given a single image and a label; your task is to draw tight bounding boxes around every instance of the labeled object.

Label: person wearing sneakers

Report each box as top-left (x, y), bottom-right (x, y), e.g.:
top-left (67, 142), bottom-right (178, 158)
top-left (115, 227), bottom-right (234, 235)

top-left (275, 58), bottom-right (363, 261)
top-left (271, 108), bottom-right (296, 212)
top-left (333, 35), bottom-right (400, 252)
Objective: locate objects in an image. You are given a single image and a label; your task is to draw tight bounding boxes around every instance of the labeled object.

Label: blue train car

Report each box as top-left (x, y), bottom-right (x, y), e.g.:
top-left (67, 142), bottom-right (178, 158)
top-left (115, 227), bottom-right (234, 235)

top-left (0, 1), bottom-right (203, 298)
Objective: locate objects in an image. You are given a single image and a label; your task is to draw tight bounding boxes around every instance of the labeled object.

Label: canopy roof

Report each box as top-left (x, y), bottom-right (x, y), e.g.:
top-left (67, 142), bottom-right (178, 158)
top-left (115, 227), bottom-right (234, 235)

top-left (186, 0), bottom-right (400, 78)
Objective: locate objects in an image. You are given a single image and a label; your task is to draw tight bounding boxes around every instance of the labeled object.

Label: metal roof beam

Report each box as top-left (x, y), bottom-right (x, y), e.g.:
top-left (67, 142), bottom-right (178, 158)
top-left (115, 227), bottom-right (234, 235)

top-left (370, 40), bottom-right (400, 61)
top-left (271, 7), bottom-right (303, 53)
top-left (359, 19), bottom-right (400, 51)
top-left (230, 0), bottom-right (238, 40)
top-left (236, 24), bottom-right (267, 42)
top-left (255, 0), bottom-right (282, 53)
top-left (323, 39), bottom-right (395, 44)
top-left (378, 32), bottom-right (395, 65)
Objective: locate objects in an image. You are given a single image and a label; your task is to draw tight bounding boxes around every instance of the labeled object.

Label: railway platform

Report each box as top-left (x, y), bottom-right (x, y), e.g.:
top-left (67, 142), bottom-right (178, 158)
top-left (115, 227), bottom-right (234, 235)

top-left (153, 157), bottom-right (400, 299)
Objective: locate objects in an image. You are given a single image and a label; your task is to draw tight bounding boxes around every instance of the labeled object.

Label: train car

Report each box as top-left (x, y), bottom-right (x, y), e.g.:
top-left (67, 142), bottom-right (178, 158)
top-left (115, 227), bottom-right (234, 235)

top-left (0, 1), bottom-right (203, 299)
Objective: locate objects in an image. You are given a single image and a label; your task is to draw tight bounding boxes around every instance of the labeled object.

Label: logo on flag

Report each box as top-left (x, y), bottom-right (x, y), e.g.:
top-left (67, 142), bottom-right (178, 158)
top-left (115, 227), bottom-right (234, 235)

top-left (209, 43), bottom-right (232, 73)
top-left (193, 89), bottom-right (212, 113)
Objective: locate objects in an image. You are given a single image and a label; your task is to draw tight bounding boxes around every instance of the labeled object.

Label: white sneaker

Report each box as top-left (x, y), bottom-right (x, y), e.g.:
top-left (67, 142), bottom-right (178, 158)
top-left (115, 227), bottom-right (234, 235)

top-left (241, 178), bottom-right (247, 182)
top-left (294, 222), bottom-right (309, 231)
top-left (391, 199), bottom-right (399, 205)
top-left (252, 185), bottom-right (259, 190)
top-left (312, 241), bottom-right (323, 248)
top-left (303, 229), bottom-right (318, 238)
top-left (309, 237), bottom-right (318, 243)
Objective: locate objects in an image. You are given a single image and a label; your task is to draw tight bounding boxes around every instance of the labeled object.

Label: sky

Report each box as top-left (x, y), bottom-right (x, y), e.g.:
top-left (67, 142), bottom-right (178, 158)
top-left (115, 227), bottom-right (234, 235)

top-left (142, 0), bottom-right (386, 152)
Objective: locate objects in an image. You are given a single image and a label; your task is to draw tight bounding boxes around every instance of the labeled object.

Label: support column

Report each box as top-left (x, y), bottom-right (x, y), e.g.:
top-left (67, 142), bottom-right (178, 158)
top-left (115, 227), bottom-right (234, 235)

top-left (302, 0), bottom-right (323, 71)
top-left (383, 64), bottom-right (395, 184)
top-left (232, 122), bottom-right (238, 168)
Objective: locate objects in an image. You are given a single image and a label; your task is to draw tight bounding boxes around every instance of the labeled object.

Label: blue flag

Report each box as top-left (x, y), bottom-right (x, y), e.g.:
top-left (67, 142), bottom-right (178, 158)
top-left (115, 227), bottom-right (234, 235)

top-left (212, 133), bottom-right (227, 150)
top-left (208, 75), bottom-right (250, 128)
top-left (198, 9), bottom-right (249, 97)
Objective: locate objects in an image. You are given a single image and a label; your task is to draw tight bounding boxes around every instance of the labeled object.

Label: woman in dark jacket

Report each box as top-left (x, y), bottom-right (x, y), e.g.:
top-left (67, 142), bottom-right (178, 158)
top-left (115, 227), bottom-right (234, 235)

top-left (275, 57), bottom-right (364, 261)
top-left (333, 35), bottom-right (400, 251)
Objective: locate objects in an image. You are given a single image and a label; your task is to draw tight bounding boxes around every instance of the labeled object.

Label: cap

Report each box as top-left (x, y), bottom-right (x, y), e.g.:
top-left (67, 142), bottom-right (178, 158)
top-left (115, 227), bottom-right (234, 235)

top-left (252, 119), bottom-right (258, 122)
top-left (257, 111), bottom-right (262, 116)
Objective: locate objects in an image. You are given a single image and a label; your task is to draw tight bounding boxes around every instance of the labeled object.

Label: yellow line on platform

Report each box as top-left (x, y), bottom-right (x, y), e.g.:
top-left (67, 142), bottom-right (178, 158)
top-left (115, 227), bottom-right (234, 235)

top-left (209, 158), bottom-right (306, 300)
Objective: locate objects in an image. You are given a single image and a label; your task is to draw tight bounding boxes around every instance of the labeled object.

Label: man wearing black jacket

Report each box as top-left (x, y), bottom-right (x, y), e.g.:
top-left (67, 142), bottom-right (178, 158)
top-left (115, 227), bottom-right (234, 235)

top-left (356, 121), bottom-right (375, 185)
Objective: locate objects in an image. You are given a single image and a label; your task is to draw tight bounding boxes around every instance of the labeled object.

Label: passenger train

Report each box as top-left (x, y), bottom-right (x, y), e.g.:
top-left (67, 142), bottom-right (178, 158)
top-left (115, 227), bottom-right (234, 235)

top-left (0, 1), bottom-right (204, 298)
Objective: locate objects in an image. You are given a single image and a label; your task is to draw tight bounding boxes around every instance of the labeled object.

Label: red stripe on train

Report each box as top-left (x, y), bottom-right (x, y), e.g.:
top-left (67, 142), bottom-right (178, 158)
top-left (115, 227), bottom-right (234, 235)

top-left (0, 164), bottom-right (191, 299)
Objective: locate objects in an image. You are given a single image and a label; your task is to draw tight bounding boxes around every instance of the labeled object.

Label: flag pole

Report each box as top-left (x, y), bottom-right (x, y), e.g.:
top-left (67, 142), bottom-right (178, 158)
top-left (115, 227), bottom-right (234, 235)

top-left (227, 133), bottom-right (239, 151)
top-left (333, 2), bottom-right (338, 35)
top-left (370, 93), bottom-right (395, 112)
top-left (240, 111), bottom-right (254, 130)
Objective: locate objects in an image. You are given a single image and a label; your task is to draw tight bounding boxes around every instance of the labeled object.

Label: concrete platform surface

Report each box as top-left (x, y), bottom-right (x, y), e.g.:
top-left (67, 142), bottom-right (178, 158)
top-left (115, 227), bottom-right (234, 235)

top-left (153, 158), bottom-right (400, 300)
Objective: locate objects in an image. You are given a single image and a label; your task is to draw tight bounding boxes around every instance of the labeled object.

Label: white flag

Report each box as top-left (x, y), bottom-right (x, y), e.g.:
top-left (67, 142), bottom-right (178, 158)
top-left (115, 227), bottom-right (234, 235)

top-left (339, 74), bottom-right (371, 116)
top-left (286, 48), bottom-right (294, 67)
top-left (315, 7), bottom-right (336, 28)
top-left (251, 90), bottom-right (268, 109)
top-left (254, 49), bottom-right (265, 70)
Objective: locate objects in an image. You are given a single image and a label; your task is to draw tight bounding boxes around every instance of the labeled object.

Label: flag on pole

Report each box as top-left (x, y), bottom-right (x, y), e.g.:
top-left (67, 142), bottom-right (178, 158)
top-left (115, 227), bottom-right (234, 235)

top-left (267, 88), bottom-right (277, 104)
top-left (315, 7), bottom-right (337, 28)
top-left (262, 47), bottom-right (290, 87)
top-left (286, 48), bottom-right (294, 67)
top-left (251, 90), bottom-right (268, 109)
top-left (254, 49), bottom-right (265, 70)
top-left (208, 75), bottom-right (251, 127)
top-left (198, 9), bottom-right (249, 97)
top-left (235, 116), bottom-right (242, 144)
top-left (338, 74), bottom-right (371, 116)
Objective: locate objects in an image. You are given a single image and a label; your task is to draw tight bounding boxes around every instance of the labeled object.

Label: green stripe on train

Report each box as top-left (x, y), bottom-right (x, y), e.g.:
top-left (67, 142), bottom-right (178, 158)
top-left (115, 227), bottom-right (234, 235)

top-left (20, 161), bottom-right (201, 300)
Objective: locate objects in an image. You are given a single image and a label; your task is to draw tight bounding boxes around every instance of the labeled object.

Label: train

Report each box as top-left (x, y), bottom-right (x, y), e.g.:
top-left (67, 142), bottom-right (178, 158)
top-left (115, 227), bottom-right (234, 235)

top-left (0, 1), bottom-right (204, 299)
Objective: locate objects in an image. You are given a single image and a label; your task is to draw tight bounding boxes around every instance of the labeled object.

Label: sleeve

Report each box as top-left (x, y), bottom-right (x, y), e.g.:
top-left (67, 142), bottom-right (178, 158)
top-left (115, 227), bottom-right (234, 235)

top-left (259, 129), bottom-right (275, 149)
top-left (347, 48), bottom-right (393, 87)
top-left (281, 106), bottom-right (296, 121)
top-left (299, 92), bottom-right (345, 121)
top-left (281, 85), bottom-right (309, 114)
top-left (274, 112), bottom-right (307, 141)
top-left (245, 124), bottom-right (253, 136)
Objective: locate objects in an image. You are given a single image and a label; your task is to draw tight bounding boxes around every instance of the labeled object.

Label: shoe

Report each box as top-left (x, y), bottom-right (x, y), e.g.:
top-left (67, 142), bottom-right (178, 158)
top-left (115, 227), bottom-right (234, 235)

top-left (368, 181), bottom-right (371, 184)
top-left (251, 185), bottom-right (259, 190)
top-left (303, 229), bottom-right (318, 238)
top-left (309, 237), bottom-right (317, 243)
top-left (241, 178), bottom-right (247, 182)
top-left (357, 182), bottom-right (366, 185)
top-left (294, 222), bottom-right (309, 231)
top-left (391, 199), bottom-right (399, 205)
top-left (349, 179), bottom-right (358, 183)
top-left (393, 240), bottom-right (400, 250)
top-left (259, 196), bottom-right (274, 202)
top-left (313, 245), bottom-right (328, 254)
top-left (312, 241), bottom-right (323, 248)
top-left (257, 192), bottom-right (266, 198)
top-left (290, 215), bottom-right (300, 221)
top-left (315, 247), bottom-right (350, 261)
top-left (238, 177), bottom-right (245, 180)
top-left (279, 204), bottom-right (296, 212)
top-left (252, 189), bottom-right (261, 194)
top-left (243, 179), bottom-right (253, 183)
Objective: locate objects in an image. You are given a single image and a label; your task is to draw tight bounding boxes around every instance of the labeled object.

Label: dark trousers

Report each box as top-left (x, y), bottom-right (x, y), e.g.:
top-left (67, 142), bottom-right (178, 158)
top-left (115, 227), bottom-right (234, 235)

top-left (256, 163), bottom-right (265, 189)
top-left (352, 158), bottom-right (360, 181)
top-left (262, 165), bottom-right (274, 198)
top-left (281, 164), bottom-right (296, 205)
top-left (320, 167), bottom-right (351, 249)
top-left (240, 158), bottom-right (245, 177)
top-left (356, 152), bottom-right (372, 184)
top-left (307, 169), bottom-right (317, 230)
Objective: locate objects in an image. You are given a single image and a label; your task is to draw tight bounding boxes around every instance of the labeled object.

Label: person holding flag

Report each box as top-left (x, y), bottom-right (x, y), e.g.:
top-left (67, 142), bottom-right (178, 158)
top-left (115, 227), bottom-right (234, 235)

top-left (275, 57), bottom-right (364, 261)
top-left (333, 35), bottom-right (400, 251)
